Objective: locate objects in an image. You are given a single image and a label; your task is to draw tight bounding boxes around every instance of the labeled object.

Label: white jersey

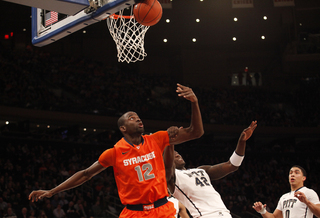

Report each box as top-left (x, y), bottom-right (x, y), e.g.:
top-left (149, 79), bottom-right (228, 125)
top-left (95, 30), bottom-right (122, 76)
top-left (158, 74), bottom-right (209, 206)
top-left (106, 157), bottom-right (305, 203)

top-left (173, 168), bottom-right (231, 218)
top-left (168, 196), bottom-right (179, 218)
top-left (276, 186), bottom-right (320, 218)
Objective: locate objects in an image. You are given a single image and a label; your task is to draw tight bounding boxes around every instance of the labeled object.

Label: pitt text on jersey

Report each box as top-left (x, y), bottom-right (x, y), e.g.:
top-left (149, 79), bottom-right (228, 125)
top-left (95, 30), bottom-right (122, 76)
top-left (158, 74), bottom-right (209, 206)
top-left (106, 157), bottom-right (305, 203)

top-left (184, 170), bottom-right (211, 187)
top-left (283, 199), bottom-right (297, 209)
top-left (184, 170), bottom-right (206, 177)
top-left (123, 151), bottom-right (156, 166)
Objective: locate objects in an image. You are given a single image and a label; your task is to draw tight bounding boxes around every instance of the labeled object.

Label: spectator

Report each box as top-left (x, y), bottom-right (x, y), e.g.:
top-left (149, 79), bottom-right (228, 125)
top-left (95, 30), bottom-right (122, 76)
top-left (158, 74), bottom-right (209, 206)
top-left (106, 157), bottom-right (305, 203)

top-left (28, 210), bottom-right (36, 218)
top-left (91, 201), bottom-right (103, 217)
top-left (37, 210), bottom-right (47, 218)
top-left (77, 204), bottom-right (88, 218)
top-left (52, 205), bottom-right (65, 218)
top-left (17, 207), bottom-right (28, 218)
top-left (66, 202), bottom-right (79, 218)
top-left (43, 204), bottom-right (53, 218)
top-left (0, 197), bottom-right (8, 215)
top-left (50, 196), bottom-right (59, 210)
top-left (3, 207), bottom-right (17, 218)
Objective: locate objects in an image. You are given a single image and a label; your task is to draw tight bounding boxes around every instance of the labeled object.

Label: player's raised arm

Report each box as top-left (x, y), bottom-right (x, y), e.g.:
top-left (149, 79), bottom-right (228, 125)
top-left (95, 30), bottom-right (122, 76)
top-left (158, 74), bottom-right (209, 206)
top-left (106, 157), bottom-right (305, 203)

top-left (169, 83), bottom-right (204, 145)
top-left (199, 121), bottom-right (257, 180)
top-left (29, 161), bottom-right (106, 202)
top-left (163, 143), bottom-right (175, 179)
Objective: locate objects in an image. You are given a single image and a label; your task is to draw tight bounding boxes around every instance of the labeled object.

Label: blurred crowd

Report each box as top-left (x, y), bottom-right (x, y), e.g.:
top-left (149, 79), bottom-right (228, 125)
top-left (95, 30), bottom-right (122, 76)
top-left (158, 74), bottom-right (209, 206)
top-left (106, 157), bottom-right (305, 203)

top-left (1, 46), bottom-right (320, 218)
top-left (1, 47), bottom-right (320, 128)
top-left (0, 133), bottom-right (319, 218)
top-left (0, 138), bottom-right (120, 218)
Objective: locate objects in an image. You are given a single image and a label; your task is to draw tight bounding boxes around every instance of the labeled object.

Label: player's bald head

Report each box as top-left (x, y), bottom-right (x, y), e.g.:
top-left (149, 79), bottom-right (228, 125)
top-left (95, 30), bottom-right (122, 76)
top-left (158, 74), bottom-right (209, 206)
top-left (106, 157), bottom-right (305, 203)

top-left (117, 111), bottom-right (136, 128)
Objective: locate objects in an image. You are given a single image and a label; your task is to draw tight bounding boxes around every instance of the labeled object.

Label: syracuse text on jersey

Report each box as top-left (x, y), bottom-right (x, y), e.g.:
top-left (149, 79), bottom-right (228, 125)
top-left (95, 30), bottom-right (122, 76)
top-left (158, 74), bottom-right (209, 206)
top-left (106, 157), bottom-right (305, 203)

top-left (123, 151), bottom-right (156, 166)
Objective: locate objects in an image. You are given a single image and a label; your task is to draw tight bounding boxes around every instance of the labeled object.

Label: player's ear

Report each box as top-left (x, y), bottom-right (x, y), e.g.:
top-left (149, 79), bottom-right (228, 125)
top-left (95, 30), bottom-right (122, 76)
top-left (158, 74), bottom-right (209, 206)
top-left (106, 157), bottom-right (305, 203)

top-left (302, 176), bottom-right (306, 182)
top-left (120, 126), bottom-right (126, 132)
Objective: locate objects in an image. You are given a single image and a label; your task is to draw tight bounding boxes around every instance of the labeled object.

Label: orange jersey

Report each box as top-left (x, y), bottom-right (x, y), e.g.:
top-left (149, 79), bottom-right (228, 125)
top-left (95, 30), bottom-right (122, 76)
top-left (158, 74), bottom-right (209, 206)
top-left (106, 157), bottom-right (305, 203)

top-left (99, 131), bottom-right (170, 205)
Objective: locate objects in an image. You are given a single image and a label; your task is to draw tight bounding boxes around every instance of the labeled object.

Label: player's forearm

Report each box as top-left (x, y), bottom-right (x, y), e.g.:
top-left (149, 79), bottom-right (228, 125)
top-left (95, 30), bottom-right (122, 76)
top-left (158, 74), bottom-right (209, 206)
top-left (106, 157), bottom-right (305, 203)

top-left (205, 162), bottom-right (238, 180)
top-left (179, 210), bottom-right (190, 218)
top-left (188, 101), bottom-right (204, 138)
top-left (306, 201), bottom-right (320, 217)
top-left (164, 145), bottom-right (175, 181)
top-left (50, 170), bottom-right (91, 195)
top-left (234, 139), bottom-right (246, 156)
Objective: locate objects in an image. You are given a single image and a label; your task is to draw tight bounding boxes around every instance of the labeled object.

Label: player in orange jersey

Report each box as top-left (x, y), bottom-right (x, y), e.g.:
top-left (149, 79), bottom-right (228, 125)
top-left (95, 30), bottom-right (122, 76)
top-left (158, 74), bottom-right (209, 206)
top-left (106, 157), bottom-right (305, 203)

top-left (29, 83), bottom-right (204, 218)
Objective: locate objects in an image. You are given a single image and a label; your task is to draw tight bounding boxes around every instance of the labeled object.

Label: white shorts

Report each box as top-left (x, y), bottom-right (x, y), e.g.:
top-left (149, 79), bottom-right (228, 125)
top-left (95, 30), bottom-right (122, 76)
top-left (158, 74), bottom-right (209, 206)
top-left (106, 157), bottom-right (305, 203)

top-left (198, 211), bottom-right (232, 218)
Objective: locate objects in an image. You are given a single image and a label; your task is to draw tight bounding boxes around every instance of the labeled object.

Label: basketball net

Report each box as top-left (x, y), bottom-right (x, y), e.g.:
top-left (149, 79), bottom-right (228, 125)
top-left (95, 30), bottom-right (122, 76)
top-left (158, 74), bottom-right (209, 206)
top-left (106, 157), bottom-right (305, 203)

top-left (106, 7), bottom-right (150, 63)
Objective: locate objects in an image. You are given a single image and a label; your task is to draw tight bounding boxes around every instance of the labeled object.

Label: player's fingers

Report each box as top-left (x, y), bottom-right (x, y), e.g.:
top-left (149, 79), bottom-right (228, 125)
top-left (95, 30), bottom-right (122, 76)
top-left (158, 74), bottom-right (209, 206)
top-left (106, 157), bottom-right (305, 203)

top-left (251, 125), bottom-right (257, 132)
top-left (252, 203), bottom-right (261, 210)
top-left (295, 191), bottom-right (302, 197)
top-left (29, 192), bottom-right (37, 202)
top-left (251, 121), bottom-right (258, 128)
top-left (178, 89), bottom-right (192, 96)
top-left (182, 92), bottom-right (194, 98)
top-left (253, 201), bottom-right (262, 206)
top-left (249, 121), bottom-right (257, 128)
top-left (31, 195), bottom-right (38, 202)
top-left (177, 83), bottom-right (186, 89)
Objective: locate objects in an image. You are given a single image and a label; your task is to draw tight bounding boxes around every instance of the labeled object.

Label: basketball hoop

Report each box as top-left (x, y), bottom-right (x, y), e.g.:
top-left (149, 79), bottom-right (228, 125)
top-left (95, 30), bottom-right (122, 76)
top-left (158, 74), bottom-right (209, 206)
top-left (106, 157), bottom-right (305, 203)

top-left (106, 7), bottom-right (150, 63)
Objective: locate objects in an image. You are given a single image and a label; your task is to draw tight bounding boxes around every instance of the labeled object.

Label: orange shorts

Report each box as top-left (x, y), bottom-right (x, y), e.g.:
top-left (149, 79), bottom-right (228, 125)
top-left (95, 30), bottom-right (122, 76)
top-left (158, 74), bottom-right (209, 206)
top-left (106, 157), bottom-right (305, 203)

top-left (120, 201), bottom-right (176, 218)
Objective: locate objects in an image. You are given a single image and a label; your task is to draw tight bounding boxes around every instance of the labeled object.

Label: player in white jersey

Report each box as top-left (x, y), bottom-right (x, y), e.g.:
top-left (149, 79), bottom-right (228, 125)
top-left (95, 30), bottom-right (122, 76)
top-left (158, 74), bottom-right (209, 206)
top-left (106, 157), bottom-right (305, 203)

top-left (164, 121), bottom-right (257, 218)
top-left (253, 165), bottom-right (320, 218)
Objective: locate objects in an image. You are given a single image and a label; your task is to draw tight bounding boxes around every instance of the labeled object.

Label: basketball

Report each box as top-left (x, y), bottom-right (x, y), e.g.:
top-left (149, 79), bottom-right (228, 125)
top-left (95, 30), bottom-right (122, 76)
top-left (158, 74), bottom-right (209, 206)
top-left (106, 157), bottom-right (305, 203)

top-left (133, 0), bottom-right (163, 26)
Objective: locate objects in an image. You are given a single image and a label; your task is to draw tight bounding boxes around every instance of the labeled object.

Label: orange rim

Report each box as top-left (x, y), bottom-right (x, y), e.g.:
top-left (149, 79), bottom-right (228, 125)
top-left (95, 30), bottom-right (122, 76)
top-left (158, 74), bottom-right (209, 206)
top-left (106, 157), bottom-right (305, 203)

top-left (109, 13), bottom-right (134, 19)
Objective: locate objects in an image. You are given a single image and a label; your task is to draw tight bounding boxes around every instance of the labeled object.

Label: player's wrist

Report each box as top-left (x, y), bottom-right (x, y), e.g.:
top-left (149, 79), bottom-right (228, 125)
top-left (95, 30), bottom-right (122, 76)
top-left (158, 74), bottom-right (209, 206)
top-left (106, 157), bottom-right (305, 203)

top-left (258, 207), bottom-right (267, 214)
top-left (229, 151), bottom-right (244, 167)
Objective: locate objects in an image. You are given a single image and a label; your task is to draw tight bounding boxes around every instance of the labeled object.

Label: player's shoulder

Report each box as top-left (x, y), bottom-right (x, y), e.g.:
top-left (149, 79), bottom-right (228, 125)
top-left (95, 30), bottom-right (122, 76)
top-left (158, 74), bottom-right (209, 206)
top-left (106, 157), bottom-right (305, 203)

top-left (175, 168), bottom-right (188, 175)
top-left (114, 137), bottom-right (128, 148)
top-left (301, 187), bottom-right (318, 195)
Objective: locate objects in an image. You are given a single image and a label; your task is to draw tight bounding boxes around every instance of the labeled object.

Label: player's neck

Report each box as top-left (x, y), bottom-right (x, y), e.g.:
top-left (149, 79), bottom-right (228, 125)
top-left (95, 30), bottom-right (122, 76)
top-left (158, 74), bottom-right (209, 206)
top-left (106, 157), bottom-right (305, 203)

top-left (123, 135), bottom-right (143, 146)
top-left (291, 184), bottom-right (304, 192)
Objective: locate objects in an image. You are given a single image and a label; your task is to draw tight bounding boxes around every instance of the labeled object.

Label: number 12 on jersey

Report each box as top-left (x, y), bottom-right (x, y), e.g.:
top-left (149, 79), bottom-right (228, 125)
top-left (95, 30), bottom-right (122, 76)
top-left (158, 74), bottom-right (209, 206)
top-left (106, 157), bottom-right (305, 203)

top-left (135, 163), bottom-right (155, 182)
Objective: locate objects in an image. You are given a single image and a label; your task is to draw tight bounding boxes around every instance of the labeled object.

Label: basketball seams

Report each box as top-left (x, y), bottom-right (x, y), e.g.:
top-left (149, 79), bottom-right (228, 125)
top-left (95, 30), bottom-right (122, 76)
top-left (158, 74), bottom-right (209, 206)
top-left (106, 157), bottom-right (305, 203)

top-left (139, 0), bottom-right (155, 23)
top-left (133, 0), bottom-right (162, 26)
top-left (144, 0), bottom-right (160, 25)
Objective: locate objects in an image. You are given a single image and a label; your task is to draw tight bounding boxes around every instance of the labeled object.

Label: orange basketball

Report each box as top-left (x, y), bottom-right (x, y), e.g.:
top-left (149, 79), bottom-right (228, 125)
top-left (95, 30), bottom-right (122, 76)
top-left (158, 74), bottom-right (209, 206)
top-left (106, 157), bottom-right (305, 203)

top-left (133, 0), bottom-right (163, 26)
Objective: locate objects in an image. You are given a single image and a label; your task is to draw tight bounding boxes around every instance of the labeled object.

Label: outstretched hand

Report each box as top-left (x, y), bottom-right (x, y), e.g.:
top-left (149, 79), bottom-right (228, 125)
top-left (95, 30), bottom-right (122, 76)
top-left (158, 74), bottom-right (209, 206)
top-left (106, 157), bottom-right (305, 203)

top-left (252, 201), bottom-right (266, 213)
top-left (29, 190), bottom-right (53, 202)
top-left (176, 83), bottom-right (198, 103)
top-left (240, 121), bottom-right (257, 141)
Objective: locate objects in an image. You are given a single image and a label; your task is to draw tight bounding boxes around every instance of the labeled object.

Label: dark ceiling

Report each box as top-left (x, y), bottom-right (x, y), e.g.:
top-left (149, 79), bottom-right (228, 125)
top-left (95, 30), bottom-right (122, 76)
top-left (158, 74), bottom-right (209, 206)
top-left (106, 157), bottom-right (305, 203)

top-left (1, 0), bottom-right (320, 89)
top-left (1, 0), bottom-right (320, 48)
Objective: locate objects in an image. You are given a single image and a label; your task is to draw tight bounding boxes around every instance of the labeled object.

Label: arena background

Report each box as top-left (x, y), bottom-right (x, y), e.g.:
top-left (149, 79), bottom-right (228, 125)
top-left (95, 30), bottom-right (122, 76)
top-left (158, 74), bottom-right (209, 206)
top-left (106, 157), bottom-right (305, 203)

top-left (0, 0), bottom-right (320, 217)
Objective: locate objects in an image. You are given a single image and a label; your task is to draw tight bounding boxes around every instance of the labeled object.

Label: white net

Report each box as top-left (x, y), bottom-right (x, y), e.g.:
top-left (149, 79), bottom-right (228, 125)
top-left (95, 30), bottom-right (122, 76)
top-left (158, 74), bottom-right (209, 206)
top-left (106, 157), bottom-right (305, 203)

top-left (106, 7), bottom-right (150, 63)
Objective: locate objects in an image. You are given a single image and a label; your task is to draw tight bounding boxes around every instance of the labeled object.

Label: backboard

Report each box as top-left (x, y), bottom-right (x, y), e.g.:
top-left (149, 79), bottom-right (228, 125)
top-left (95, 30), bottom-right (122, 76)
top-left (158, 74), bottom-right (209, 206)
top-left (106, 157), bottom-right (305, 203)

top-left (3, 0), bottom-right (90, 15)
top-left (31, 0), bottom-right (136, 47)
